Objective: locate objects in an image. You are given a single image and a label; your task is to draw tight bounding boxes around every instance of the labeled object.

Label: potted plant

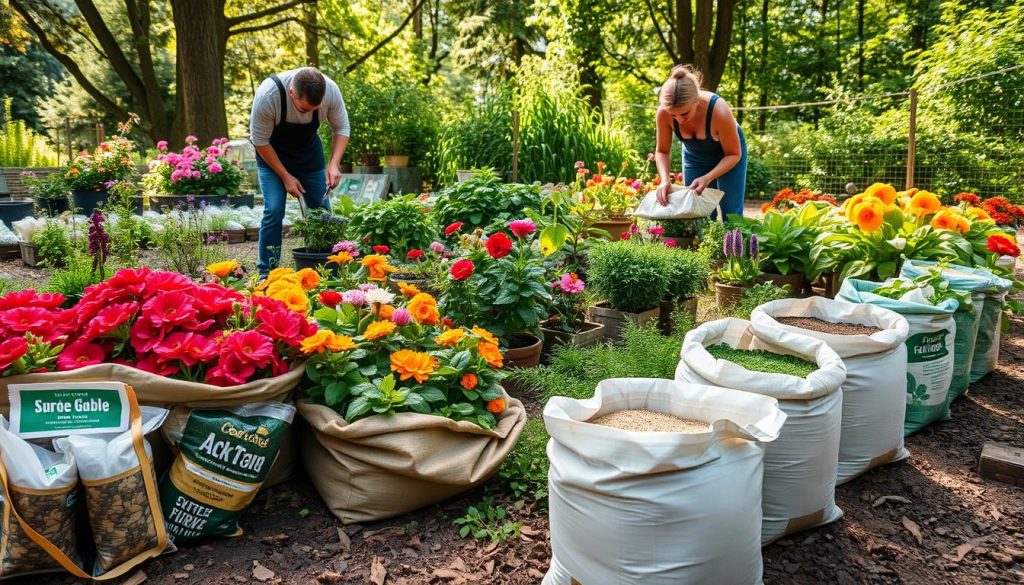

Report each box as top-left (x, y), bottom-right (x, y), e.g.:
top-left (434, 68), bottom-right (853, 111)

top-left (656, 217), bottom-right (707, 249)
top-left (65, 134), bottom-right (137, 215)
top-left (734, 210), bottom-right (808, 295)
top-left (442, 220), bottom-right (552, 368)
top-left (290, 208), bottom-right (348, 270)
top-left (540, 272), bottom-right (604, 359)
top-left (22, 171), bottom-right (70, 217)
top-left (586, 240), bottom-right (669, 340)
top-left (655, 246), bottom-right (709, 335)
top-left (23, 218), bottom-right (73, 268)
top-left (711, 229), bottom-right (761, 308)
top-left (143, 136), bottom-right (246, 211)
top-left (573, 161), bottom-right (644, 240)
top-left (346, 194), bottom-right (439, 258)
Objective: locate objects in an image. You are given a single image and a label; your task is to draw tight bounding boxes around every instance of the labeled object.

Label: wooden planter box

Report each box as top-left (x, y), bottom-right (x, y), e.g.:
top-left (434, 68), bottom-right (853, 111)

top-left (658, 297), bottom-right (698, 336)
top-left (226, 229), bottom-right (246, 244)
top-left (19, 241), bottom-right (42, 268)
top-left (245, 227), bottom-right (260, 241)
top-left (0, 243), bottom-right (21, 260)
top-left (588, 301), bottom-right (660, 341)
top-left (541, 321), bottom-right (605, 363)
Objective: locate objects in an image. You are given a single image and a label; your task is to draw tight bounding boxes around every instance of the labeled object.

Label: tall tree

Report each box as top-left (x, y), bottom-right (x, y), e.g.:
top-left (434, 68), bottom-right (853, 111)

top-left (562, 0), bottom-right (605, 109)
top-left (641, 0), bottom-right (738, 90)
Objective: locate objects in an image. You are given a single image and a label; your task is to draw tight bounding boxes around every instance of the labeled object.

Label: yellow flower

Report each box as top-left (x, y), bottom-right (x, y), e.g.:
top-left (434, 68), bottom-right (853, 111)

top-left (967, 207), bottom-right (992, 221)
top-left (435, 328), bottom-right (466, 347)
top-left (267, 267), bottom-right (295, 282)
top-left (363, 320), bottom-right (397, 340)
top-left (328, 252), bottom-right (354, 265)
top-left (477, 341), bottom-right (504, 368)
top-left (206, 260), bottom-right (239, 278)
top-left (398, 281), bottom-right (423, 297)
top-left (863, 183), bottom-right (898, 205)
top-left (390, 349), bottom-right (438, 383)
top-left (277, 286), bottom-right (310, 315)
top-left (842, 193), bottom-right (867, 216)
top-left (931, 210), bottom-right (965, 232)
top-left (296, 268), bottom-right (321, 291)
top-left (265, 279), bottom-right (301, 299)
top-left (853, 200), bottom-right (885, 232)
top-left (908, 191), bottom-right (942, 217)
top-left (360, 254), bottom-right (398, 281)
top-left (407, 293), bottom-right (440, 325)
top-left (471, 327), bottom-right (499, 345)
top-left (301, 331), bottom-right (356, 354)
top-left (955, 216), bottom-right (971, 234)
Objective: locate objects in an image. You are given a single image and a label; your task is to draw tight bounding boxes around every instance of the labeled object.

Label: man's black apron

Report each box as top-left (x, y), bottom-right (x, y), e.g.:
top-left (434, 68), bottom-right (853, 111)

top-left (254, 75), bottom-right (324, 173)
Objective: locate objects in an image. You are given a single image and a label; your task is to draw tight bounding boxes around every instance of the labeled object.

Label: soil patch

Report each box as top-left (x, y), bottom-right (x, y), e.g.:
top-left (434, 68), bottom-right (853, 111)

top-left (590, 409), bottom-right (709, 433)
top-left (776, 316), bottom-right (883, 336)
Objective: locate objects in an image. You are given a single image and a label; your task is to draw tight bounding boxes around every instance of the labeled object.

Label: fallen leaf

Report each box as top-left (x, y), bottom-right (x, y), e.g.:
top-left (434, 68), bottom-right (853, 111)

top-left (337, 527), bottom-right (351, 552)
top-left (450, 557), bottom-right (468, 572)
top-left (901, 517), bottom-right (923, 545)
top-left (252, 561), bottom-right (275, 582)
top-left (317, 571), bottom-right (344, 584)
top-left (363, 526), bottom-right (405, 542)
top-left (483, 541), bottom-right (499, 554)
top-left (370, 556), bottom-right (387, 585)
top-left (262, 533), bottom-right (290, 546)
top-left (520, 525), bottom-right (540, 537)
top-left (527, 568), bottom-right (545, 579)
top-left (872, 495), bottom-right (912, 508)
top-left (433, 568), bottom-right (468, 584)
top-left (484, 560), bottom-right (495, 576)
top-left (991, 507), bottom-right (1003, 521)
top-left (952, 543), bottom-right (975, 561)
top-left (123, 571), bottom-right (148, 585)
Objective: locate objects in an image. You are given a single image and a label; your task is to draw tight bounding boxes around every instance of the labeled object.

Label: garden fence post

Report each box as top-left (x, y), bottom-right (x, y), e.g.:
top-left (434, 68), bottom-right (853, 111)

top-left (512, 108), bottom-right (520, 183)
top-left (96, 122), bottom-right (105, 147)
top-left (65, 118), bottom-right (72, 162)
top-left (906, 88), bottom-right (917, 190)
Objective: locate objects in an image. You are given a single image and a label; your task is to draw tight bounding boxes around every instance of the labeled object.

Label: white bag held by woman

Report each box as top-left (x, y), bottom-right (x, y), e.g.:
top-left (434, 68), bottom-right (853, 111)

top-left (675, 318), bottom-right (846, 545)
top-left (751, 297), bottom-right (911, 484)
top-left (633, 184), bottom-right (725, 220)
top-left (544, 378), bottom-right (786, 585)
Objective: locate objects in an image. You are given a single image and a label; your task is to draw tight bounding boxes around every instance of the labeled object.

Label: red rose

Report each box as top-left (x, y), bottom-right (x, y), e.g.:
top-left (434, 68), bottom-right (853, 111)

top-left (373, 245), bottom-right (390, 254)
top-left (318, 290), bottom-right (342, 308)
top-left (485, 232), bottom-right (512, 259)
top-left (442, 318), bottom-right (455, 329)
top-left (406, 249), bottom-right (425, 260)
top-left (450, 259), bottom-right (475, 280)
top-left (444, 222), bottom-right (463, 237)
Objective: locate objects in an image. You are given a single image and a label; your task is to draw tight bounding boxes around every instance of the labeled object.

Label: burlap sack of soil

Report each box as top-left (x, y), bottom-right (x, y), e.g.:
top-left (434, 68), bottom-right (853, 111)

top-left (675, 318), bottom-right (846, 545)
top-left (0, 364), bottom-right (304, 488)
top-left (298, 393), bottom-right (527, 524)
top-left (751, 297), bottom-right (911, 484)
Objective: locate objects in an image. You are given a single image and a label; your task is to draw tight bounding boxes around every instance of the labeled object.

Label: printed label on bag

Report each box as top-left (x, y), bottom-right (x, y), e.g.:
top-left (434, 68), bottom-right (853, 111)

top-left (905, 328), bottom-right (954, 407)
top-left (8, 382), bottom-right (130, 439)
top-left (906, 331), bottom-right (950, 363)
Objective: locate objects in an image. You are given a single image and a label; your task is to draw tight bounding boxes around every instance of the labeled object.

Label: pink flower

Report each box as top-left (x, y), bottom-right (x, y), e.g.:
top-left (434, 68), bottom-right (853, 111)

top-left (223, 330), bottom-right (276, 368)
top-left (208, 163), bottom-right (223, 174)
top-left (342, 290), bottom-right (367, 307)
top-left (185, 134), bottom-right (198, 143)
top-left (57, 341), bottom-right (106, 371)
top-left (649, 225), bottom-right (665, 236)
top-left (389, 308), bottom-right (412, 326)
top-left (559, 273), bottom-right (585, 294)
top-left (135, 352), bottom-right (180, 376)
top-left (207, 146), bottom-right (221, 156)
top-left (508, 219), bottom-right (537, 238)
top-left (191, 170), bottom-right (201, 180)
top-left (0, 337), bottom-right (28, 372)
top-left (630, 224), bottom-right (639, 233)
top-left (256, 307), bottom-right (308, 347)
top-left (142, 291), bottom-right (199, 328)
top-left (1, 307), bottom-right (53, 333)
top-left (429, 241), bottom-right (446, 254)
top-left (632, 179), bottom-right (644, 190)
top-left (664, 238), bottom-right (678, 248)
top-left (156, 140), bottom-right (169, 152)
top-left (83, 302), bottom-right (139, 340)
top-left (574, 161), bottom-right (585, 168)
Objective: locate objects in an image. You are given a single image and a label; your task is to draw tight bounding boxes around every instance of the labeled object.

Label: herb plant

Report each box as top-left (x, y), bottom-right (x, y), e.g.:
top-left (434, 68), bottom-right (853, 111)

top-left (452, 497), bottom-right (522, 542)
top-left (705, 343), bottom-right (818, 377)
top-left (30, 220), bottom-right (74, 267)
top-left (587, 241), bottom-right (669, 313)
top-left (347, 194), bottom-right (438, 256)
top-left (433, 169), bottom-right (543, 230)
top-left (292, 208), bottom-right (348, 252)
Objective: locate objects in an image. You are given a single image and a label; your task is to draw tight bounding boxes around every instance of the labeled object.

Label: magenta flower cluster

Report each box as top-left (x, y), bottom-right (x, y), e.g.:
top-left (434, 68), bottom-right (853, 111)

top-left (153, 136), bottom-right (230, 183)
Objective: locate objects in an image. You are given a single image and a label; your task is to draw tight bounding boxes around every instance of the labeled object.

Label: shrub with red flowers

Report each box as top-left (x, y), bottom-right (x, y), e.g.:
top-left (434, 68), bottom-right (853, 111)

top-left (18, 268), bottom-right (316, 386)
top-left (980, 197), bottom-right (1024, 227)
top-left (761, 188), bottom-right (837, 214)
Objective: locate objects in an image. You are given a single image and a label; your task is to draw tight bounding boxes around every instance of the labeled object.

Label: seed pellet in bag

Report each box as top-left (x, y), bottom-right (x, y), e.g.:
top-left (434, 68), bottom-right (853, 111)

top-left (54, 406), bottom-right (171, 577)
top-left (0, 417), bottom-right (82, 579)
top-left (159, 402), bottom-right (295, 541)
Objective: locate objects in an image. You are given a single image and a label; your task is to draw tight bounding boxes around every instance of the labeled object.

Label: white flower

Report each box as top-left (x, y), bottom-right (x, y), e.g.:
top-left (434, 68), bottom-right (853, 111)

top-left (364, 288), bottom-right (396, 305)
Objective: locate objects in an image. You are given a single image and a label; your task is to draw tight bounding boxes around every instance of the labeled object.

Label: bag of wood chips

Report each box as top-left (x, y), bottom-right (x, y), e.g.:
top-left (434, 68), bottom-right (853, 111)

top-left (0, 417), bottom-right (82, 579)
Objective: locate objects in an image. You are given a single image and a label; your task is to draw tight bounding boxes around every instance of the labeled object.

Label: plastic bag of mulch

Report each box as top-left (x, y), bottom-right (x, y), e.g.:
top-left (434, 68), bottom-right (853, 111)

top-left (54, 404), bottom-right (171, 578)
top-left (159, 402), bottom-right (295, 542)
top-left (0, 417), bottom-right (83, 579)
top-left (0, 223), bottom-right (19, 245)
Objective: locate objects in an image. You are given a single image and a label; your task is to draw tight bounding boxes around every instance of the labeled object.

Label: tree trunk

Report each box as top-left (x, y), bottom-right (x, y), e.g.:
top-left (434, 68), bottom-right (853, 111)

top-left (411, 0), bottom-right (423, 39)
top-left (304, 0), bottom-right (319, 67)
top-left (669, 0), bottom-right (736, 91)
top-left (171, 0), bottom-right (229, 145)
top-left (737, 0), bottom-right (748, 125)
top-left (757, 0), bottom-right (770, 132)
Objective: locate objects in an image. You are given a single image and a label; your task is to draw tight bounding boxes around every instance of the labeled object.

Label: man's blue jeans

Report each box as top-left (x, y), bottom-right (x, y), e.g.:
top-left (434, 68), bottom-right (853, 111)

top-left (257, 166), bottom-right (330, 277)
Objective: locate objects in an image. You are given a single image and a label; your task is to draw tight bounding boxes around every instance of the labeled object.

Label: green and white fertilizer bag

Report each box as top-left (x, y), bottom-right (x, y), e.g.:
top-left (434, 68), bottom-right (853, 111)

top-left (899, 260), bottom-right (1004, 399)
top-left (159, 402), bottom-right (295, 542)
top-left (838, 279), bottom-right (958, 435)
top-left (0, 417), bottom-right (82, 579)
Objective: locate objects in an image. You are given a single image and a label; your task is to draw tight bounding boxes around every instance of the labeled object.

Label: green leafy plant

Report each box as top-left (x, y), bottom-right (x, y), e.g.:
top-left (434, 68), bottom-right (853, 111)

top-left (452, 497), bottom-right (522, 542)
top-left (705, 344), bottom-right (818, 377)
top-left (433, 169), bottom-right (544, 231)
top-left (104, 180), bottom-right (145, 266)
top-left (45, 253), bottom-right (104, 307)
top-left (291, 208), bottom-right (348, 252)
top-left (22, 171), bottom-right (68, 205)
top-left (586, 241), bottom-right (669, 313)
top-left (652, 247), bottom-right (709, 300)
top-left (657, 217), bottom-right (708, 238)
top-left (732, 210), bottom-right (809, 276)
top-left (712, 229), bottom-right (762, 287)
top-left (0, 98), bottom-right (57, 166)
top-left (30, 220), bottom-right (74, 268)
top-left (347, 195), bottom-right (438, 256)
top-left (731, 282), bottom-right (792, 320)
top-left (697, 220), bottom-right (726, 266)
top-left (491, 419), bottom-right (549, 506)
top-left (154, 205), bottom-right (219, 277)
top-left (435, 90), bottom-right (514, 184)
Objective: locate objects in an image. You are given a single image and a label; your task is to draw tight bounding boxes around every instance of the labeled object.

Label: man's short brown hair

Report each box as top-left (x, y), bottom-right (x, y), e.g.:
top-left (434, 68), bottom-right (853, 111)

top-left (291, 67), bottom-right (326, 105)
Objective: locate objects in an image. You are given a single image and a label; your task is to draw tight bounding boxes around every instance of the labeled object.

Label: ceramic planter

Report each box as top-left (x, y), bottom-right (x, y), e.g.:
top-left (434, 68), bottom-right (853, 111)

top-left (19, 241), bottom-right (41, 268)
top-left (714, 282), bottom-right (750, 309)
top-left (588, 301), bottom-right (660, 341)
top-left (505, 333), bottom-right (543, 369)
top-left (0, 200), bottom-right (35, 229)
top-left (658, 297), bottom-right (699, 336)
top-left (35, 197), bottom-right (70, 217)
top-left (541, 321), bottom-right (605, 362)
top-left (588, 217), bottom-right (635, 242)
top-left (758, 272), bottom-right (806, 297)
top-left (71, 188), bottom-right (108, 215)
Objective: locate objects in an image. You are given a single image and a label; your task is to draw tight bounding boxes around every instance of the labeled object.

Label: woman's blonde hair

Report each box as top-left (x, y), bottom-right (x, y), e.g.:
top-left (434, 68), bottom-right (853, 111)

top-left (660, 65), bottom-right (702, 109)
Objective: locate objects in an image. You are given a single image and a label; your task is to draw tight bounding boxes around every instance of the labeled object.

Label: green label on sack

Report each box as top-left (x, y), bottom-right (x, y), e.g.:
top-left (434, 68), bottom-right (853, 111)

top-left (8, 382), bottom-right (130, 439)
top-left (906, 331), bottom-right (950, 363)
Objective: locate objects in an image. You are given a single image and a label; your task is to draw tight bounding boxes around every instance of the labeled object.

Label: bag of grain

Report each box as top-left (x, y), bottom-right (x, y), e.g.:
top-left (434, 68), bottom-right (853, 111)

top-left (0, 417), bottom-right (83, 579)
top-left (675, 318), bottom-right (846, 544)
top-left (543, 378), bottom-right (786, 585)
top-left (54, 404), bottom-right (171, 578)
top-left (750, 297), bottom-right (910, 484)
top-left (159, 402), bottom-right (295, 541)
top-left (837, 278), bottom-right (958, 435)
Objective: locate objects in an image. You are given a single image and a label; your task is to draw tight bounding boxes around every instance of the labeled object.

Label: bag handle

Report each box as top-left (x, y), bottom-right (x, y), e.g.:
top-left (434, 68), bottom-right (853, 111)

top-left (0, 384), bottom-right (168, 580)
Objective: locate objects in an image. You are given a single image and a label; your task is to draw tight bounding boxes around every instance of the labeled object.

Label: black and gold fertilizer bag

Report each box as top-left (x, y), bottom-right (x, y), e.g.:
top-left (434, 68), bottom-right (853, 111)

top-left (159, 402), bottom-right (295, 542)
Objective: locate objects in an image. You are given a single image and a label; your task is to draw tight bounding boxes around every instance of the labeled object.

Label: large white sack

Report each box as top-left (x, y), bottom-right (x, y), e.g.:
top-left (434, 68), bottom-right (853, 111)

top-left (543, 378), bottom-right (786, 585)
top-left (675, 318), bottom-right (846, 544)
top-left (751, 297), bottom-right (911, 484)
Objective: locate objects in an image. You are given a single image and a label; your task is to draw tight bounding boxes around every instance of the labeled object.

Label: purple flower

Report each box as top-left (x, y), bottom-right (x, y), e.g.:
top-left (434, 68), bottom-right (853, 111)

top-left (332, 240), bottom-right (361, 256)
top-left (88, 212), bottom-right (110, 257)
top-left (723, 228), bottom-right (733, 258)
top-left (749, 234), bottom-right (759, 259)
top-left (390, 308), bottom-right (412, 326)
top-left (342, 290), bottom-right (367, 307)
top-left (732, 229), bottom-right (744, 258)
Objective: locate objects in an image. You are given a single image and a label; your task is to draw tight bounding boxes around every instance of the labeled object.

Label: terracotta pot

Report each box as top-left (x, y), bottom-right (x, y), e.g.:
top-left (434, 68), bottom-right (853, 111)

top-left (384, 155), bottom-right (410, 168)
top-left (540, 320), bottom-right (605, 362)
top-left (758, 272), bottom-right (805, 297)
top-left (714, 282), bottom-right (750, 309)
top-left (658, 297), bottom-right (698, 336)
top-left (505, 333), bottom-right (543, 369)
top-left (587, 301), bottom-right (660, 341)
top-left (589, 217), bottom-right (635, 241)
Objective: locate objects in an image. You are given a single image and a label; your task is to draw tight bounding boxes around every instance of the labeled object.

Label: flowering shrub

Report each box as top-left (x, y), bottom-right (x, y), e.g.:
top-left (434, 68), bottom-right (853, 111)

top-left (711, 229), bottom-right (761, 287)
top-left (142, 136), bottom-right (244, 197)
top-left (573, 161), bottom-right (646, 219)
top-left (546, 273), bottom-right (590, 333)
top-left (302, 284), bottom-right (507, 429)
top-left (64, 135), bottom-right (136, 191)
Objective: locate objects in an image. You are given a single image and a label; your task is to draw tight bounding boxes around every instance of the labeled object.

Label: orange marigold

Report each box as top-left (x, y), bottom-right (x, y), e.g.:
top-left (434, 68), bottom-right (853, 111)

top-left (277, 287), bottom-right (310, 314)
top-left (407, 293), bottom-right (440, 325)
top-left (398, 281), bottom-right (423, 297)
top-left (930, 210), bottom-right (961, 232)
top-left (378, 304), bottom-right (396, 320)
top-left (460, 373), bottom-right (478, 390)
top-left (477, 341), bottom-right (504, 368)
top-left (908, 191), bottom-right (942, 217)
top-left (360, 254), bottom-right (398, 281)
top-left (435, 328), bottom-right (466, 347)
top-left (471, 326), bottom-right (499, 345)
top-left (363, 320), bottom-right (397, 340)
top-left (206, 260), bottom-right (239, 278)
top-left (296, 268), bottom-right (321, 291)
top-left (852, 200), bottom-right (885, 232)
top-left (390, 349), bottom-right (438, 383)
top-left (487, 397), bottom-right (505, 414)
top-left (863, 183), bottom-right (898, 205)
top-left (328, 252), bottom-right (354, 265)
top-left (301, 331), bottom-right (356, 354)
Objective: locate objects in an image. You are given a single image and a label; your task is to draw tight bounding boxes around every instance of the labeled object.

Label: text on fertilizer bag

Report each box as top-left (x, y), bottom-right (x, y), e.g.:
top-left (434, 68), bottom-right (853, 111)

top-left (9, 382), bottom-right (131, 439)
